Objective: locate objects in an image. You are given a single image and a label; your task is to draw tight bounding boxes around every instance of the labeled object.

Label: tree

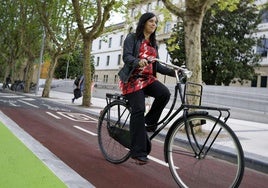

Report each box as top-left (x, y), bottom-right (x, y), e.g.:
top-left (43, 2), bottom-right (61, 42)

top-left (162, 0), bottom-right (239, 104)
top-left (71, 0), bottom-right (124, 107)
top-left (202, 0), bottom-right (261, 85)
top-left (54, 49), bottom-right (95, 80)
top-left (0, 0), bottom-right (44, 93)
top-left (36, 0), bottom-right (80, 98)
top-left (166, 0), bottom-right (261, 86)
top-left (19, 0), bottom-right (43, 93)
top-left (0, 1), bottom-right (25, 84)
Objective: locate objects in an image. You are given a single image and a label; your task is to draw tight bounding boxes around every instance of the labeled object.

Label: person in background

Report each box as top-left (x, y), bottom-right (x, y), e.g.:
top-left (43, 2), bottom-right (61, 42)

top-left (72, 75), bottom-right (84, 103)
top-left (4, 74), bottom-right (11, 89)
top-left (118, 12), bottom-right (176, 165)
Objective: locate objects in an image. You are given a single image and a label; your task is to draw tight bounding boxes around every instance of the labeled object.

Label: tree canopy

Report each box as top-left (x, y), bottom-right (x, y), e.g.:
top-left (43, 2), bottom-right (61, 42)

top-left (166, 0), bottom-right (261, 85)
top-left (71, 0), bottom-right (124, 106)
top-left (0, 0), bottom-right (123, 101)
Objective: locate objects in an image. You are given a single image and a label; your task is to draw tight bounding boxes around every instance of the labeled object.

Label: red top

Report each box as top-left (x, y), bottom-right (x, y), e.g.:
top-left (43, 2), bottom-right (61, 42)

top-left (119, 40), bottom-right (157, 95)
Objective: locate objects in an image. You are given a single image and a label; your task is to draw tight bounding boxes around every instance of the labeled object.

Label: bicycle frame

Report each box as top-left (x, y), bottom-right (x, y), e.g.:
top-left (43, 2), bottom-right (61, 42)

top-left (100, 60), bottom-right (244, 187)
top-left (148, 61), bottom-right (231, 155)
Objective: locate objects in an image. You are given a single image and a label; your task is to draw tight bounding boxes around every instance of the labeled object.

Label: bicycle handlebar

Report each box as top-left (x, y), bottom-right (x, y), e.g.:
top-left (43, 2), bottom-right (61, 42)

top-left (153, 58), bottom-right (192, 79)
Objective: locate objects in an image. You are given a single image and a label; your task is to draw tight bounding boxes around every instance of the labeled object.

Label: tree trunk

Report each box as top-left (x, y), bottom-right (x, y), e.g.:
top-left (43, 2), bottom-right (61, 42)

top-left (24, 56), bottom-right (35, 93)
top-left (42, 55), bottom-right (58, 98)
top-left (82, 38), bottom-right (93, 107)
top-left (184, 7), bottom-right (205, 106)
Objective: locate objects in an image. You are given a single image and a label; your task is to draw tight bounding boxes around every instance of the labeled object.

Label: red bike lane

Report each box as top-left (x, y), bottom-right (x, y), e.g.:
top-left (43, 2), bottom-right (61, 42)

top-left (1, 107), bottom-right (268, 188)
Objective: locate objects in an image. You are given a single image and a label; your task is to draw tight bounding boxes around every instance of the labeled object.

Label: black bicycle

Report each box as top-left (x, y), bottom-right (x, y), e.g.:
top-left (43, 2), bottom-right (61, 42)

top-left (98, 59), bottom-right (244, 188)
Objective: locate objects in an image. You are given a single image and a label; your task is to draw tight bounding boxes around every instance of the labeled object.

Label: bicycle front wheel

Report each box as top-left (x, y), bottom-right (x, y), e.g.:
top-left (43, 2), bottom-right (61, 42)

top-left (98, 100), bottom-right (131, 164)
top-left (166, 114), bottom-right (244, 188)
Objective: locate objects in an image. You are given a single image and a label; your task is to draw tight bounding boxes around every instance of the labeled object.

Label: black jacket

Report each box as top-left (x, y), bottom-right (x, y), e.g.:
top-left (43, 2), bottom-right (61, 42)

top-left (118, 33), bottom-right (175, 83)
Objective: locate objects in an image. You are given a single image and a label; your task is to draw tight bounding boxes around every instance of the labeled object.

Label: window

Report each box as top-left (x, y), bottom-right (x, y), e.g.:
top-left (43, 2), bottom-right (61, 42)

top-left (251, 76), bottom-right (257, 87)
top-left (108, 37), bottom-right (112, 48)
top-left (131, 8), bottom-right (135, 17)
top-left (117, 54), bottom-right (121, 65)
top-left (260, 9), bottom-right (268, 23)
top-left (98, 40), bottom-right (102, 49)
top-left (96, 57), bottom-right (100, 66)
top-left (261, 76), bottom-right (267, 88)
top-left (164, 22), bottom-right (172, 33)
top-left (104, 75), bottom-right (108, 83)
top-left (147, 3), bottom-right (152, 12)
top-left (256, 38), bottom-right (268, 57)
top-left (114, 75), bottom-right (118, 84)
top-left (106, 55), bottom-right (110, 66)
top-left (120, 35), bottom-right (124, 46)
top-left (157, 0), bottom-right (162, 6)
top-left (94, 75), bottom-right (98, 82)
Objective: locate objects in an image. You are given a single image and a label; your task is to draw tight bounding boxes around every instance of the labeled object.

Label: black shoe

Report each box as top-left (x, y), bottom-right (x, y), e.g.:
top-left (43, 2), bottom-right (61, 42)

top-left (132, 156), bottom-right (149, 165)
top-left (72, 98), bottom-right (75, 103)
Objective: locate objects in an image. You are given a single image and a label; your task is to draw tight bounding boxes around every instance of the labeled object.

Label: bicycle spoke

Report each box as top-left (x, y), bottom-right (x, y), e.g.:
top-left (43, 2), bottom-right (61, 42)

top-left (167, 114), bottom-right (244, 188)
top-left (98, 100), bottom-right (131, 164)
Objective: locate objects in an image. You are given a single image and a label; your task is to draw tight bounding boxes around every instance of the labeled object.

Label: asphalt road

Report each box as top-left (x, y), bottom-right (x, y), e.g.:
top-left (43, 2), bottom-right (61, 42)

top-left (0, 90), bottom-right (268, 187)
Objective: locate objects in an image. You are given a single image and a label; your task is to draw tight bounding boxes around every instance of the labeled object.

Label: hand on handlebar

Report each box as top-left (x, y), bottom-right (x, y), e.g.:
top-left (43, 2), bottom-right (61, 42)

top-left (152, 58), bottom-right (192, 79)
top-left (138, 59), bottom-right (149, 67)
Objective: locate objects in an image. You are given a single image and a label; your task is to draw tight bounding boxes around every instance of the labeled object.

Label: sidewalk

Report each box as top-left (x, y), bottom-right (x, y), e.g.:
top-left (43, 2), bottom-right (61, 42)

top-left (42, 88), bottom-right (268, 173)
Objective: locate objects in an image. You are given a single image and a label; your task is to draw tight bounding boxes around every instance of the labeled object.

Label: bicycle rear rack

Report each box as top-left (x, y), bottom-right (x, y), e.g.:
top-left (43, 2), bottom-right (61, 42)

top-left (106, 93), bottom-right (126, 105)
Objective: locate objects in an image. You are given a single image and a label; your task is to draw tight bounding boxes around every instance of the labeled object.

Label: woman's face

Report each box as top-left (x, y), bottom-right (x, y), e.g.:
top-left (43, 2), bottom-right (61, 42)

top-left (144, 16), bottom-right (157, 35)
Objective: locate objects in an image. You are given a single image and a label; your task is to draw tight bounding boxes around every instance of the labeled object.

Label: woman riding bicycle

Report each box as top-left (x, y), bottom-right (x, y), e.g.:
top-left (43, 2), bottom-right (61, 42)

top-left (118, 12), bottom-right (175, 165)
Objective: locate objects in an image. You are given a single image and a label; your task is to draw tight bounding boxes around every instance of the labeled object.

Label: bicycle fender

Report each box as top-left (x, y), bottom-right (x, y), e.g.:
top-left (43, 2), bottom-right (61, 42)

top-left (163, 111), bottom-right (208, 163)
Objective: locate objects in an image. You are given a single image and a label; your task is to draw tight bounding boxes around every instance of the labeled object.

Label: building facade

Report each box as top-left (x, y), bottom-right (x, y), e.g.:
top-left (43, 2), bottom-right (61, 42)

top-left (92, 0), bottom-right (268, 88)
top-left (92, 22), bottom-right (125, 85)
top-left (92, 0), bottom-right (179, 85)
top-left (252, 0), bottom-right (268, 88)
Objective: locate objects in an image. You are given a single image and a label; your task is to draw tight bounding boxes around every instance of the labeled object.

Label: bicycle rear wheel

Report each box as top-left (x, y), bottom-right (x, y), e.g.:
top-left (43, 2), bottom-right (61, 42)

top-left (98, 100), bottom-right (131, 164)
top-left (166, 114), bottom-right (244, 188)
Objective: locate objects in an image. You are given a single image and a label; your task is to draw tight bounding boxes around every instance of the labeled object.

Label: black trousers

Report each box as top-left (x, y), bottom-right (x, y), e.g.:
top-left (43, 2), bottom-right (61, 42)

top-left (125, 80), bottom-right (171, 158)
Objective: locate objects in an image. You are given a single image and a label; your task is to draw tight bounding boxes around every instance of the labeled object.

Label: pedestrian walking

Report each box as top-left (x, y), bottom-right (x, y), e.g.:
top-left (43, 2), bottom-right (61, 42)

top-left (3, 74), bottom-right (11, 89)
top-left (72, 75), bottom-right (84, 103)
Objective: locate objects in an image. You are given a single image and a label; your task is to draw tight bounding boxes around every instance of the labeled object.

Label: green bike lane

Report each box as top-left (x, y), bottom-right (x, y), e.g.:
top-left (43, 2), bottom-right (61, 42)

top-left (0, 121), bottom-right (66, 188)
top-left (0, 111), bottom-right (94, 188)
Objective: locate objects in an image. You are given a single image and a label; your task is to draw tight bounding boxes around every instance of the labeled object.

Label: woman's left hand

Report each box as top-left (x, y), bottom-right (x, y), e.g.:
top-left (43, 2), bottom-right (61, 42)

top-left (139, 59), bottom-right (148, 67)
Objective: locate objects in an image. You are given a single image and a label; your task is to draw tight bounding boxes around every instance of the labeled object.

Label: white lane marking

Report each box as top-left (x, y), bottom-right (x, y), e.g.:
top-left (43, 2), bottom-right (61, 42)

top-left (149, 139), bottom-right (179, 169)
top-left (75, 125), bottom-right (178, 169)
top-left (18, 100), bottom-right (39, 108)
top-left (9, 102), bottom-right (20, 107)
top-left (74, 124), bottom-right (177, 169)
top-left (148, 155), bottom-right (169, 167)
top-left (74, 125), bottom-right (97, 136)
top-left (46, 112), bottom-right (61, 119)
top-left (1, 95), bottom-right (25, 98)
top-left (21, 98), bottom-right (35, 101)
top-left (57, 112), bottom-right (98, 122)
top-left (148, 155), bottom-right (178, 169)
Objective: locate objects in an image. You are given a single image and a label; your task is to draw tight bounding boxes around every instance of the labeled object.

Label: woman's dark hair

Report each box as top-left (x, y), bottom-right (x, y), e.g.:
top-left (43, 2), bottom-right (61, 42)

top-left (136, 12), bottom-right (157, 47)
